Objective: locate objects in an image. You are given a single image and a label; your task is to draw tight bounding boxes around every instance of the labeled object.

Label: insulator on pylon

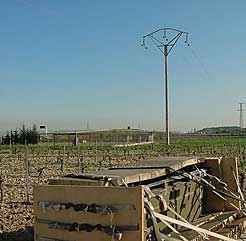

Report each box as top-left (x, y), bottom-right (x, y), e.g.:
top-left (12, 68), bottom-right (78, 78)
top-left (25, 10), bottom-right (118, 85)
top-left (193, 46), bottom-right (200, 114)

top-left (163, 30), bottom-right (168, 42)
top-left (141, 38), bottom-right (146, 48)
top-left (185, 34), bottom-right (189, 46)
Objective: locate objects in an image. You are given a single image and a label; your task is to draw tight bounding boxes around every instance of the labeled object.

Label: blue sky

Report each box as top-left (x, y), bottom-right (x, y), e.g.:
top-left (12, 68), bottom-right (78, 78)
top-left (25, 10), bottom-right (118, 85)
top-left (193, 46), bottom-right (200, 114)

top-left (0, 0), bottom-right (245, 132)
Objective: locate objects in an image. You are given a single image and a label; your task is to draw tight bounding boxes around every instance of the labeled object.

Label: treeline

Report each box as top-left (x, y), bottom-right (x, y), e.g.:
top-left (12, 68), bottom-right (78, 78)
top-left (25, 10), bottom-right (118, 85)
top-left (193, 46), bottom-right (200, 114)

top-left (1, 124), bottom-right (39, 145)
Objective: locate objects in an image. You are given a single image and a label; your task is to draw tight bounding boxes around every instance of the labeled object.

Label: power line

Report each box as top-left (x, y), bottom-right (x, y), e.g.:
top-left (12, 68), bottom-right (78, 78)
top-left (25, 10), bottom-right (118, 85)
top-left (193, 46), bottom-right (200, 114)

top-left (188, 45), bottom-right (212, 82)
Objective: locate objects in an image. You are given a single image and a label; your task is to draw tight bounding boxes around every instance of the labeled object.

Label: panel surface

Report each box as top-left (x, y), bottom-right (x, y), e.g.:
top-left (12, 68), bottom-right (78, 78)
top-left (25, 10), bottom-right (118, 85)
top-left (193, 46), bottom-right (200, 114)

top-left (50, 157), bottom-right (201, 186)
top-left (202, 157), bottom-right (240, 213)
top-left (34, 185), bottom-right (144, 241)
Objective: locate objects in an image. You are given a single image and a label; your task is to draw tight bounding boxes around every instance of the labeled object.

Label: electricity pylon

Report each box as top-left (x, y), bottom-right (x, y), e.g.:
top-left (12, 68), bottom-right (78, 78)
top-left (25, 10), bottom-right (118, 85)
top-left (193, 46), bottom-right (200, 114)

top-left (238, 102), bottom-right (246, 130)
top-left (142, 28), bottom-right (189, 145)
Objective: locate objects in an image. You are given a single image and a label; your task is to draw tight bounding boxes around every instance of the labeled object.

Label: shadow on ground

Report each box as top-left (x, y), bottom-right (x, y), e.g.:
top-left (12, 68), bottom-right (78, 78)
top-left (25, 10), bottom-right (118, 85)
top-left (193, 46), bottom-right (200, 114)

top-left (0, 226), bottom-right (33, 241)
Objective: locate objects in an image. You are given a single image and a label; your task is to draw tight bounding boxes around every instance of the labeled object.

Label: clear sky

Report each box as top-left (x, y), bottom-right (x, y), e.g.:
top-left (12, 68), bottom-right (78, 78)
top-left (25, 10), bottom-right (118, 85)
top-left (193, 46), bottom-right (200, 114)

top-left (0, 0), bottom-right (245, 132)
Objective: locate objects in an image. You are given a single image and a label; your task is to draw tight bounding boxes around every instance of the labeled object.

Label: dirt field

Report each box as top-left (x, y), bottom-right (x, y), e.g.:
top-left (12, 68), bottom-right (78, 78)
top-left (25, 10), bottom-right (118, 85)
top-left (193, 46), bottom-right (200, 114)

top-left (1, 136), bottom-right (246, 241)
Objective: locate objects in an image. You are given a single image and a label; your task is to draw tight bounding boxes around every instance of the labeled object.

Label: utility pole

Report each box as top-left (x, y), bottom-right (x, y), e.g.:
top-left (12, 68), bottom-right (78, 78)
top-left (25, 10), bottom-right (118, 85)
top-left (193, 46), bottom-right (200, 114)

top-left (142, 28), bottom-right (189, 145)
top-left (238, 102), bottom-right (246, 131)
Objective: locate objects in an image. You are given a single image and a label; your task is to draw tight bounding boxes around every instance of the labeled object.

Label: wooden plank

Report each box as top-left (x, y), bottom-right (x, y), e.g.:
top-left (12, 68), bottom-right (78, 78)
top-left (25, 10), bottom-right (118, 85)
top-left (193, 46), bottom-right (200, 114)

top-left (48, 178), bottom-right (106, 186)
top-left (132, 156), bottom-right (200, 168)
top-left (171, 211), bottom-right (238, 241)
top-left (35, 208), bottom-right (138, 226)
top-left (202, 157), bottom-right (240, 213)
top-left (202, 158), bottom-right (224, 212)
top-left (34, 185), bottom-right (144, 241)
top-left (221, 157), bottom-right (240, 210)
top-left (35, 223), bottom-right (141, 241)
top-left (51, 157), bottom-right (202, 186)
top-left (155, 212), bottom-right (237, 241)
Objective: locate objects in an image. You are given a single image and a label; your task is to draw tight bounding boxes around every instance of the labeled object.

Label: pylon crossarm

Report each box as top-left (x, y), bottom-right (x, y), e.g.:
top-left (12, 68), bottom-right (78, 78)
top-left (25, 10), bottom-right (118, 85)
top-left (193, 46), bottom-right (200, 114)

top-left (167, 32), bottom-right (183, 55)
top-left (142, 28), bottom-right (188, 39)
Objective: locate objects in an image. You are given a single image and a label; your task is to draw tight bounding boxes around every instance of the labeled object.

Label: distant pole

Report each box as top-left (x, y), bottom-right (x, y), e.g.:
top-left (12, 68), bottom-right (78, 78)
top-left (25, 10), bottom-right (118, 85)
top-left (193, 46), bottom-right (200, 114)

top-left (238, 102), bottom-right (246, 134)
top-left (164, 45), bottom-right (169, 145)
top-left (9, 133), bottom-right (12, 154)
top-left (77, 144), bottom-right (80, 173)
top-left (24, 139), bottom-right (30, 203)
top-left (240, 103), bottom-right (243, 129)
top-left (75, 131), bottom-right (78, 146)
top-left (62, 144), bottom-right (66, 173)
top-left (0, 176), bottom-right (3, 203)
top-left (142, 28), bottom-right (189, 145)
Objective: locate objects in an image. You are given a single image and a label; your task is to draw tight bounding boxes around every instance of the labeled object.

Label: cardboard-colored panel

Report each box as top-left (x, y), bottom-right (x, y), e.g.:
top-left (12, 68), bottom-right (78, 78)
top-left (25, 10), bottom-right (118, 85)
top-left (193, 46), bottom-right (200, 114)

top-left (48, 178), bottom-right (106, 186)
top-left (35, 223), bottom-right (141, 241)
top-left (34, 185), bottom-right (143, 241)
top-left (49, 157), bottom-right (202, 186)
top-left (221, 157), bottom-right (240, 210)
top-left (203, 157), bottom-right (240, 213)
top-left (203, 158), bottom-right (224, 212)
top-left (35, 208), bottom-right (138, 226)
